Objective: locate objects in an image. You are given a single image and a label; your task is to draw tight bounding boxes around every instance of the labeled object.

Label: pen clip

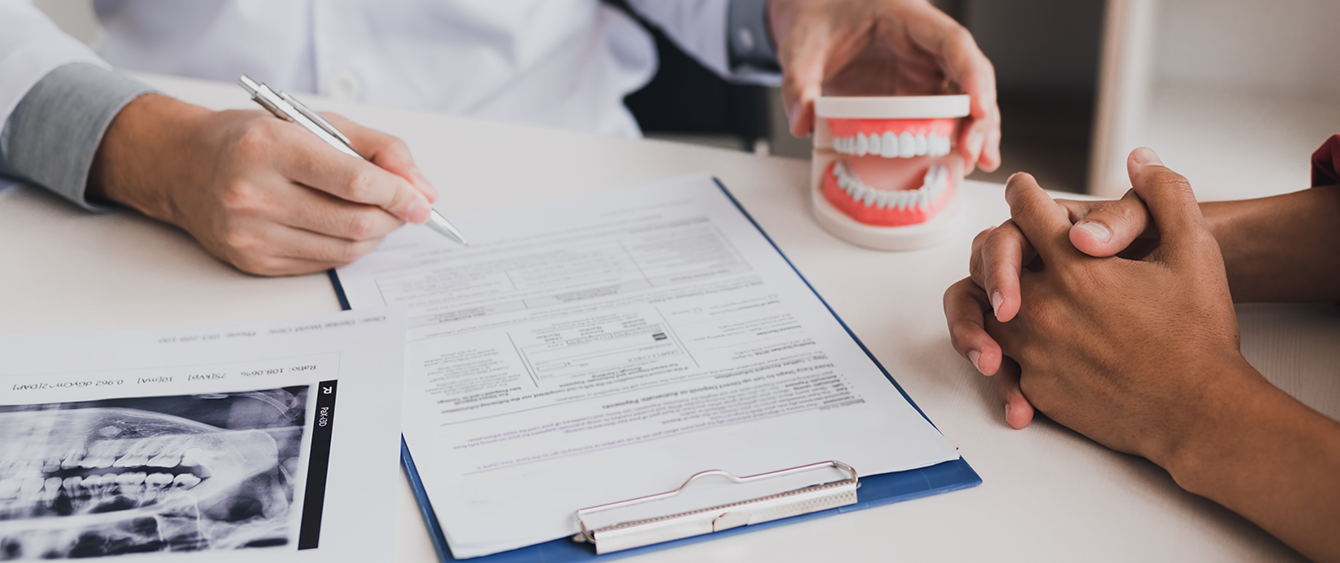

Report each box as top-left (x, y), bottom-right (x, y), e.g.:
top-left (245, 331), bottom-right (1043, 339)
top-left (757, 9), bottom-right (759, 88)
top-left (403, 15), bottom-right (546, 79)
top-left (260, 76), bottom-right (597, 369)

top-left (280, 91), bottom-right (353, 147)
top-left (238, 75), bottom-right (292, 122)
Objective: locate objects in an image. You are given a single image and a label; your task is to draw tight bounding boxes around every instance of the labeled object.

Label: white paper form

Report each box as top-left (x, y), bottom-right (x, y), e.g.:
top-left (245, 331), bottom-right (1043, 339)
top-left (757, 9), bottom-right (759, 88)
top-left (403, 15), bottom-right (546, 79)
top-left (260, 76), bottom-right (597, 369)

top-left (336, 174), bottom-right (960, 558)
top-left (0, 309), bottom-right (405, 562)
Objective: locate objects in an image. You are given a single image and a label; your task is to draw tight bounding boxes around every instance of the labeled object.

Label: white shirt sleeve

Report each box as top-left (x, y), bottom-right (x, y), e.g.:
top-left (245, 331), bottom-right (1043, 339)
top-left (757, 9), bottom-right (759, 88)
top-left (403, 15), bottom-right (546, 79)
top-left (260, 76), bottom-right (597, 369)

top-left (0, 0), bottom-right (110, 131)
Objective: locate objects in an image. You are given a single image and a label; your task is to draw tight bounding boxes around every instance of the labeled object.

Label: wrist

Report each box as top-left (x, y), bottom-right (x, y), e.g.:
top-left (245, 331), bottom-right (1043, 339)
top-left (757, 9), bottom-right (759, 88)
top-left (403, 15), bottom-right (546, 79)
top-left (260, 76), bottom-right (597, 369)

top-left (88, 94), bottom-right (213, 225)
top-left (1153, 355), bottom-right (1276, 495)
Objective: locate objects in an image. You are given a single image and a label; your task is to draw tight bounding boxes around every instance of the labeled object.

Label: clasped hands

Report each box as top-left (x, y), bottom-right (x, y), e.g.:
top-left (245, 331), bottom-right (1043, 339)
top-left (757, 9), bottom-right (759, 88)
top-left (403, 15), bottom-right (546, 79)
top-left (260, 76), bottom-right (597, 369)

top-left (944, 148), bottom-right (1261, 467)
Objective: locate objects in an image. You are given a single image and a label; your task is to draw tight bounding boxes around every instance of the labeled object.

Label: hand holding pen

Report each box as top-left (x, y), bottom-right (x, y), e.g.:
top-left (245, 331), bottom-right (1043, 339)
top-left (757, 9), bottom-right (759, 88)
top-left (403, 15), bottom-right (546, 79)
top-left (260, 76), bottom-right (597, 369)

top-left (239, 76), bottom-right (467, 245)
top-left (87, 81), bottom-right (457, 275)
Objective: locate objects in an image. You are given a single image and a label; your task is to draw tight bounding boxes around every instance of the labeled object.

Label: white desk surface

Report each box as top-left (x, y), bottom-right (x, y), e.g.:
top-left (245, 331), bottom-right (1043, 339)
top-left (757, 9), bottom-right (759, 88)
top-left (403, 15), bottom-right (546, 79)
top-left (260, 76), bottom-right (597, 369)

top-left (2, 73), bottom-right (1336, 562)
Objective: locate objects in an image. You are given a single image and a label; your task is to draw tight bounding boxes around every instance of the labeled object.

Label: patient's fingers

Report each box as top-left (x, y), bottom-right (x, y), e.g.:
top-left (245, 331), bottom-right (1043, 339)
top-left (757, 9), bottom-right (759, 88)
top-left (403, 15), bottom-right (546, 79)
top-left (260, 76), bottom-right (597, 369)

top-left (1126, 148), bottom-right (1212, 266)
top-left (994, 358), bottom-right (1034, 429)
top-left (944, 278), bottom-right (1004, 376)
top-left (971, 220), bottom-right (1032, 323)
top-left (1003, 173), bottom-right (1078, 264)
top-left (1060, 189), bottom-right (1154, 258)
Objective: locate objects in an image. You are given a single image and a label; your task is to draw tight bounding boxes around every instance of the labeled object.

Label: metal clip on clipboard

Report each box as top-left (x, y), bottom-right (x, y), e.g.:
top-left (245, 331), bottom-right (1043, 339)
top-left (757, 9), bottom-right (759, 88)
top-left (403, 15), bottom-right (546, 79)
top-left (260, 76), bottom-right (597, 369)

top-left (573, 461), bottom-right (859, 554)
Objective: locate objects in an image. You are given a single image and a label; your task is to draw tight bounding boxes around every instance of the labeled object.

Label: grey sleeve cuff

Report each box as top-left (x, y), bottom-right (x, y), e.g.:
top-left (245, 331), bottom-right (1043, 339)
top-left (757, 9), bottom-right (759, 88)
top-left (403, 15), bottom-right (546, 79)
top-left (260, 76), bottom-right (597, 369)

top-left (727, 0), bottom-right (780, 75)
top-left (0, 63), bottom-right (154, 212)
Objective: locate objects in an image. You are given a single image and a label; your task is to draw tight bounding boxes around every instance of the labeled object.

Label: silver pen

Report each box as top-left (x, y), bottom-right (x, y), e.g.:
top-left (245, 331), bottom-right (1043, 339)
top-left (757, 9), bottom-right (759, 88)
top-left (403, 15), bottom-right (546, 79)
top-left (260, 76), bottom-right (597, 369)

top-left (237, 74), bottom-right (468, 245)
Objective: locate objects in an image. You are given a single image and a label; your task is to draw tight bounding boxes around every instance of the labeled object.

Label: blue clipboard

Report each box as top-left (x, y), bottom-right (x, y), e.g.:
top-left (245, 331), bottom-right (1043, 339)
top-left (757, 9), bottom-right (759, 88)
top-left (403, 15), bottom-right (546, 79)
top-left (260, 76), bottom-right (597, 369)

top-left (328, 178), bottom-right (981, 562)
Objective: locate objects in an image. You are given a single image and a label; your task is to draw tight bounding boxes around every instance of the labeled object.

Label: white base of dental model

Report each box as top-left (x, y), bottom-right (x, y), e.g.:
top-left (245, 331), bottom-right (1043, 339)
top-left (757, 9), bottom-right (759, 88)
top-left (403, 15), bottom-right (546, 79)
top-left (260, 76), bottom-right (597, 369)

top-left (810, 180), bottom-right (966, 251)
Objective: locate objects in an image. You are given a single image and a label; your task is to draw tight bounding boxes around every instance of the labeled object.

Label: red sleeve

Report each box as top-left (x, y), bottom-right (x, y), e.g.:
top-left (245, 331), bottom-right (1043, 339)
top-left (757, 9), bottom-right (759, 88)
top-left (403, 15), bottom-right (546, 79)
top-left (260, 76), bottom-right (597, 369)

top-left (1312, 134), bottom-right (1340, 187)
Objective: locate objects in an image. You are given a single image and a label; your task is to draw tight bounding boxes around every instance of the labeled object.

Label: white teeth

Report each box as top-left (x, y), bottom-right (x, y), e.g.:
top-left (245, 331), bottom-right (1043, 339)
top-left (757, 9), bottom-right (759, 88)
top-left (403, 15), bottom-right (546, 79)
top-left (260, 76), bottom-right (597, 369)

top-left (880, 131), bottom-right (898, 158)
top-left (114, 453), bottom-right (148, 468)
top-left (181, 448), bottom-right (208, 467)
top-left (116, 472), bottom-right (145, 487)
top-left (60, 451), bottom-right (82, 470)
top-left (898, 132), bottom-right (915, 158)
top-left (145, 473), bottom-right (173, 489)
top-left (172, 474), bottom-right (201, 489)
top-left (935, 135), bottom-right (952, 156)
top-left (41, 477), bottom-right (62, 501)
top-left (19, 476), bottom-right (43, 499)
top-left (837, 131), bottom-right (951, 158)
top-left (81, 474), bottom-right (103, 488)
top-left (63, 476), bottom-right (81, 494)
top-left (833, 162), bottom-right (949, 212)
top-left (180, 448), bottom-right (206, 467)
top-left (148, 452), bottom-right (181, 468)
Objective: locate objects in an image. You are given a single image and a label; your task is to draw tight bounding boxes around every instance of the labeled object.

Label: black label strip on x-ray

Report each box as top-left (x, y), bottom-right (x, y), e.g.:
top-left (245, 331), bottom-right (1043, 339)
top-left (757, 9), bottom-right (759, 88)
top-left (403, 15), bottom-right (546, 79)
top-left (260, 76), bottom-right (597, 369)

top-left (298, 379), bottom-right (338, 550)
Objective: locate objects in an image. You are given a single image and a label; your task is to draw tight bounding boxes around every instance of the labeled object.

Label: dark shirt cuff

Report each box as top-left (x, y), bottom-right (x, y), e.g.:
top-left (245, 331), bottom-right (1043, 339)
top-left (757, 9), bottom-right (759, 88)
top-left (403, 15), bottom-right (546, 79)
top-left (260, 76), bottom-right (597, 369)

top-left (0, 63), bottom-right (154, 211)
top-left (727, 0), bottom-right (780, 74)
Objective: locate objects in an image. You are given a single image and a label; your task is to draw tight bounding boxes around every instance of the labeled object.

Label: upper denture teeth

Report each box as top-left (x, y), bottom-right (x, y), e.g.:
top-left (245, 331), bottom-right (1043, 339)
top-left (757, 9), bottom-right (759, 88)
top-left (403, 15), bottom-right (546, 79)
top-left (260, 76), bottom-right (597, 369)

top-left (898, 132), bottom-right (915, 158)
top-left (837, 130), bottom-right (955, 158)
top-left (881, 132), bottom-right (898, 158)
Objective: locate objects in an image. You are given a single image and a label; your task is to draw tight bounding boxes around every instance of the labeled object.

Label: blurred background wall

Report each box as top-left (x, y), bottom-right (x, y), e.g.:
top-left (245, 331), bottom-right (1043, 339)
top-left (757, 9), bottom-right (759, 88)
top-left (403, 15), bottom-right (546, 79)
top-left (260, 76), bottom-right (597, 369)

top-left (33, 0), bottom-right (1340, 201)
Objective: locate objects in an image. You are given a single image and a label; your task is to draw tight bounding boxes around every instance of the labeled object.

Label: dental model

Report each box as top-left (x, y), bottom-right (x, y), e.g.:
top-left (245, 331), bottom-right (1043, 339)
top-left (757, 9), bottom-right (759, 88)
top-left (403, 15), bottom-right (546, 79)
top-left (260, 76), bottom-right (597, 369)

top-left (811, 95), bottom-right (969, 250)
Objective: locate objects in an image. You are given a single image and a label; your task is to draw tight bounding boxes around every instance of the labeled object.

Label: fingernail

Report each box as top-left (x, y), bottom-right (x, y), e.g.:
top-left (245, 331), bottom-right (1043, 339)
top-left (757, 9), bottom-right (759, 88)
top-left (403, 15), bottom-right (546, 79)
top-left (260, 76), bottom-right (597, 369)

top-left (405, 202), bottom-right (430, 224)
top-left (1075, 220), bottom-right (1112, 243)
top-left (990, 290), bottom-right (1003, 313)
top-left (967, 350), bottom-right (982, 373)
top-left (1132, 147), bottom-right (1163, 167)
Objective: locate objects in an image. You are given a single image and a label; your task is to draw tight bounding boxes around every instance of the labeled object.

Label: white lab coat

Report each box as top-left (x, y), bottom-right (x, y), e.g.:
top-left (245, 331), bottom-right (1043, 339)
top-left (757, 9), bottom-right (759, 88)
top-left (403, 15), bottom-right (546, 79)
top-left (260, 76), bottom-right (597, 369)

top-left (0, 0), bottom-right (747, 141)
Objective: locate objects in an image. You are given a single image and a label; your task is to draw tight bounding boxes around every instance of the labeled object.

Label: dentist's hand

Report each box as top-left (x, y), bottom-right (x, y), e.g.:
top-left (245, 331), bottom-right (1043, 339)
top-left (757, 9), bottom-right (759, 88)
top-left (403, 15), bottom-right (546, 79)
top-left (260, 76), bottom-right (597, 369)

top-left (88, 94), bottom-right (437, 276)
top-left (770, 0), bottom-right (1001, 173)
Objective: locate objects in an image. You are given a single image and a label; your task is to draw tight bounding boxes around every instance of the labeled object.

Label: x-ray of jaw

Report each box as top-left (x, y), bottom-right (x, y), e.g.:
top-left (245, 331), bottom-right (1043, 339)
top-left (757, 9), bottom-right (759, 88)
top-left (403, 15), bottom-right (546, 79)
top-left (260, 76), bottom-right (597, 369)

top-left (0, 388), bottom-right (309, 559)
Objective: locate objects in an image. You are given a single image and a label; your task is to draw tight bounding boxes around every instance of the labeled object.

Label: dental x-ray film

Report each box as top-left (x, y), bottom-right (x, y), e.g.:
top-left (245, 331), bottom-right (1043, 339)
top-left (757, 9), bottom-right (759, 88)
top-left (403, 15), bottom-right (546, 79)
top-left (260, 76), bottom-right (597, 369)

top-left (0, 310), bottom-right (404, 562)
top-left (0, 388), bottom-right (311, 558)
